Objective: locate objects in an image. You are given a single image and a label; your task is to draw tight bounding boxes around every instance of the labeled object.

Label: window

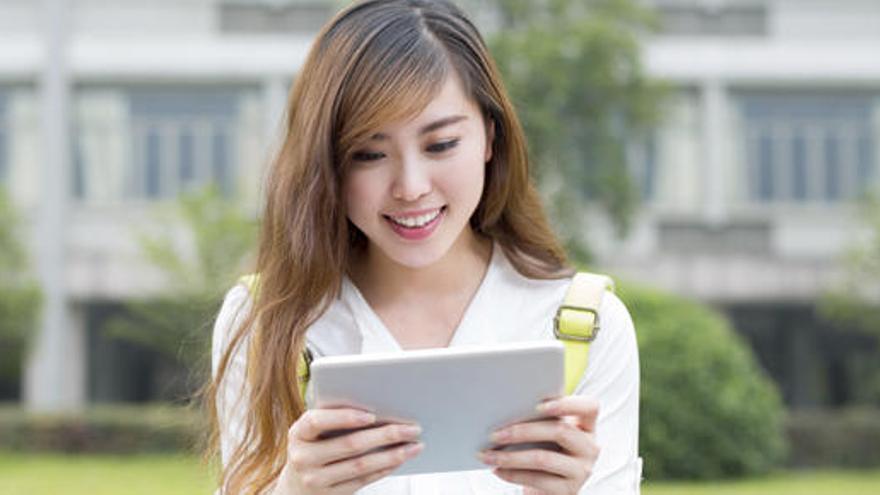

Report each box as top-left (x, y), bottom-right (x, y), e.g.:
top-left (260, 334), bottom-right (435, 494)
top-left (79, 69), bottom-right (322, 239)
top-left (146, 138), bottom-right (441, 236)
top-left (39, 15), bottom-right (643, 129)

top-left (218, 0), bottom-right (334, 34)
top-left (128, 89), bottom-right (239, 200)
top-left (652, 0), bottom-right (768, 37)
top-left (629, 136), bottom-right (657, 201)
top-left (739, 93), bottom-right (877, 204)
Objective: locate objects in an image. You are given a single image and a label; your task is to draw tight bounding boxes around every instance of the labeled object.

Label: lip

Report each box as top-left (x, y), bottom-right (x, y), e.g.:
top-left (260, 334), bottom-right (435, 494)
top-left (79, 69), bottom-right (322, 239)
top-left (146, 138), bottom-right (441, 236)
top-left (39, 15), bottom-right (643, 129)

top-left (384, 206), bottom-right (446, 241)
top-left (383, 206), bottom-right (445, 219)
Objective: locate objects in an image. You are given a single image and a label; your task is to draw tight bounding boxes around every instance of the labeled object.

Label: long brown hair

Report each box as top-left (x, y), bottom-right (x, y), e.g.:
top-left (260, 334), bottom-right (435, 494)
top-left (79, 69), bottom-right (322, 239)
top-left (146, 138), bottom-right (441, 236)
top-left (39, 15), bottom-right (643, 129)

top-left (205, 1), bottom-right (571, 492)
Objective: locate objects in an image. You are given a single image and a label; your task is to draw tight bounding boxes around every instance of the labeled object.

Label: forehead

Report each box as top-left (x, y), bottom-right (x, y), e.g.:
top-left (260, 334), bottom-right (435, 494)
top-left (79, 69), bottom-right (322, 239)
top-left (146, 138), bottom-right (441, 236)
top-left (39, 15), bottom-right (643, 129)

top-left (374, 74), bottom-right (481, 136)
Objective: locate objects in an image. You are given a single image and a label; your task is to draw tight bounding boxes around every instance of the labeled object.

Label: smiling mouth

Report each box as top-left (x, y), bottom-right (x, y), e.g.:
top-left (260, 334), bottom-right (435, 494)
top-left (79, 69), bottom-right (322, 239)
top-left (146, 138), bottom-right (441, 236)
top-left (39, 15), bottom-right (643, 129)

top-left (384, 206), bottom-right (447, 229)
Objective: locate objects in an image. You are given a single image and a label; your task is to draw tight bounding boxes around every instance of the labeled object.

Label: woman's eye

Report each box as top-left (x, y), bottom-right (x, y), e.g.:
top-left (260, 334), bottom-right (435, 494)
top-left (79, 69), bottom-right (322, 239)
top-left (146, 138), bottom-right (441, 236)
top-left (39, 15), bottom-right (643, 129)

top-left (351, 150), bottom-right (385, 162)
top-left (427, 139), bottom-right (459, 153)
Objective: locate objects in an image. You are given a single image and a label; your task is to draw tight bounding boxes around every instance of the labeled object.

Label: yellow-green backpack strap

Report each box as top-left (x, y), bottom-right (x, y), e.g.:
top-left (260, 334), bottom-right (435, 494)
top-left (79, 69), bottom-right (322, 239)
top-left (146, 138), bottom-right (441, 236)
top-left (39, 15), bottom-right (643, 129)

top-left (554, 272), bottom-right (615, 395)
top-left (237, 273), bottom-right (312, 402)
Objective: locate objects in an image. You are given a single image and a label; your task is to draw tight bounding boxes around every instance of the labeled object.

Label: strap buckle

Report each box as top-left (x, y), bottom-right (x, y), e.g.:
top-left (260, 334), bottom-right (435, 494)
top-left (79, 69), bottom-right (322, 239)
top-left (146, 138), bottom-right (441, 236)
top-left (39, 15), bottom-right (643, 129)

top-left (553, 305), bottom-right (600, 343)
top-left (298, 346), bottom-right (314, 380)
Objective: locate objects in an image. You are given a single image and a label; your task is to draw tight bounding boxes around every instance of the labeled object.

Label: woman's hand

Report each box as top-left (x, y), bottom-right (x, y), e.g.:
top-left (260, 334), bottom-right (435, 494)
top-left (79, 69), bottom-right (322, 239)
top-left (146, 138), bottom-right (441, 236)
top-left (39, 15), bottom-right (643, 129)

top-left (479, 396), bottom-right (600, 495)
top-left (275, 407), bottom-right (423, 495)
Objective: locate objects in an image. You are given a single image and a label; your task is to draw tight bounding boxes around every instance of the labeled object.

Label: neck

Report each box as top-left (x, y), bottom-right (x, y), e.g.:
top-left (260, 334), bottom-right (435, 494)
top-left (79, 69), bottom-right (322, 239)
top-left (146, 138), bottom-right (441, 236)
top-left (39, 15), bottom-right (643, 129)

top-left (350, 229), bottom-right (493, 305)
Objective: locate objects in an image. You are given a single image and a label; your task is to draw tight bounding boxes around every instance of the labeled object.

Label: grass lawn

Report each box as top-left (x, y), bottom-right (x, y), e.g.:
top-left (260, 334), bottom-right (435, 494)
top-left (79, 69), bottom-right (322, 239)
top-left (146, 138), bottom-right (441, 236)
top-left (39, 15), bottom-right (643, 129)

top-left (0, 452), bottom-right (215, 495)
top-left (1, 452), bottom-right (879, 494)
top-left (642, 469), bottom-right (880, 495)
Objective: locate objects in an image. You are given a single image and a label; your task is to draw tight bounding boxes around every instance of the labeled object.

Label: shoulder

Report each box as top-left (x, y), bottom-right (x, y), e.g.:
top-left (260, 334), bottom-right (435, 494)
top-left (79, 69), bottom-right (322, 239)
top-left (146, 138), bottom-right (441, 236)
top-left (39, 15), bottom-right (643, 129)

top-left (598, 290), bottom-right (634, 338)
top-left (210, 282), bottom-right (254, 376)
top-left (215, 283), bottom-right (253, 338)
top-left (578, 288), bottom-right (639, 394)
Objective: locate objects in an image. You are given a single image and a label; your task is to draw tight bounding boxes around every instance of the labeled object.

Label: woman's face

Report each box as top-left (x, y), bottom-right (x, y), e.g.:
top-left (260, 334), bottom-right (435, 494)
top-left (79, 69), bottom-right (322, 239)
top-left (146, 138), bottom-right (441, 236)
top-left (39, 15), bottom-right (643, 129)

top-left (343, 73), bottom-right (494, 269)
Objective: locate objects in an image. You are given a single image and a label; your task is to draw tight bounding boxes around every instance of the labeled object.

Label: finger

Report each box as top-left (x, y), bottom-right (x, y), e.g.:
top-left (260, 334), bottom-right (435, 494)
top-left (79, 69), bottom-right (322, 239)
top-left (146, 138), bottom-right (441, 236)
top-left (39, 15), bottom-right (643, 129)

top-left (493, 467), bottom-right (569, 495)
top-left (321, 441), bottom-right (424, 487)
top-left (312, 423), bottom-right (422, 466)
top-left (290, 408), bottom-right (376, 442)
top-left (538, 396), bottom-right (599, 432)
top-left (480, 447), bottom-right (584, 479)
top-left (490, 419), bottom-right (593, 458)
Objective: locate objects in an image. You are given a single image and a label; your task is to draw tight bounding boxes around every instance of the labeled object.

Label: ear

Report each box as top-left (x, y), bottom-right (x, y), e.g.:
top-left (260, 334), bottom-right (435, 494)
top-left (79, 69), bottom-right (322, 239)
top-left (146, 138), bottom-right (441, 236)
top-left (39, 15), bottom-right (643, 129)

top-left (484, 117), bottom-right (496, 163)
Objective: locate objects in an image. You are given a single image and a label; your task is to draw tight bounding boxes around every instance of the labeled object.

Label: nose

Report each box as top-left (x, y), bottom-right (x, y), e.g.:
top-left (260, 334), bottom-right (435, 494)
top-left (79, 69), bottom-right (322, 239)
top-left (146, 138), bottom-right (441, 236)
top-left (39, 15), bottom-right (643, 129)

top-left (390, 154), bottom-right (432, 202)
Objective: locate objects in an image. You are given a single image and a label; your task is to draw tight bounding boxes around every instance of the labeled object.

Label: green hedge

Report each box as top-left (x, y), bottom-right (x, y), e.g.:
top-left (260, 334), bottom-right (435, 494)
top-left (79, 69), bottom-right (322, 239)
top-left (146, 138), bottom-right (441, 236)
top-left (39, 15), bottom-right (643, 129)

top-left (786, 407), bottom-right (880, 468)
top-left (619, 282), bottom-right (787, 479)
top-left (0, 284), bottom-right (42, 387)
top-left (0, 404), bottom-right (205, 454)
top-left (2, 403), bottom-right (878, 473)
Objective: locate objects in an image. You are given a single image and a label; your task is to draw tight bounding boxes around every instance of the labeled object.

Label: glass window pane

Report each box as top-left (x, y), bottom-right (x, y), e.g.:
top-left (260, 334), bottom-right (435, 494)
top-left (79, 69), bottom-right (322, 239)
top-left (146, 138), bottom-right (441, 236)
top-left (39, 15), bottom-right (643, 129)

top-left (758, 133), bottom-right (774, 201)
top-left (72, 137), bottom-right (85, 199)
top-left (127, 87), bottom-right (242, 201)
top-left (857, 132), bottom-right (875, 191)
top-left (179, 128), bottom-right (195, 186)
top-left (739, 92), bottom-right (875, 204)
top-left (145, 128), bottom-right (161, 198)
top-left (212, 126), bottom-right (231, 197)
top-left (824, 132), bottom-right (840, 201)
top-left (791, 130), bottom-right (808, 201)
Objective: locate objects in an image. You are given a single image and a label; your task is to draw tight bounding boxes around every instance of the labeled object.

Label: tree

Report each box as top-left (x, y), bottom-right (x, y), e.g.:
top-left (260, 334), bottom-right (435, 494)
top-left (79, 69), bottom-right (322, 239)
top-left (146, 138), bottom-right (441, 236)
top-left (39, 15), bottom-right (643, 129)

top-left (821, 191), bottom-right (880, 335)
top-left (820, 190), bottom-right (880, 405)
top-left (0, 189), bottom-right (43, 398)
top-left (100, 185), bottom-right (257, 398)
top-left (486, 0), bottom-right (664, 261)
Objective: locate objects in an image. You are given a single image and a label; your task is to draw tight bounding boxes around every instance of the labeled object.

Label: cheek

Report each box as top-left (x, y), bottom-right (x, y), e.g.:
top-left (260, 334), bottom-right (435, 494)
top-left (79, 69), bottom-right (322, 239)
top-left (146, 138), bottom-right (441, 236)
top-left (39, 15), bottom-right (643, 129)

top-left (343, 175), bottom-right (378, 221)
top-left (444, 147), bottom-right (487, 198)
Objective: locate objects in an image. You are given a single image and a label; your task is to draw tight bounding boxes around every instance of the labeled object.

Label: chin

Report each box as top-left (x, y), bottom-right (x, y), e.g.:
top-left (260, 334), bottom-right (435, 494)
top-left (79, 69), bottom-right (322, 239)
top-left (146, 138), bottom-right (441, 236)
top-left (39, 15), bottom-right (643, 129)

top-left (380, 241), bottom-right (451, 269)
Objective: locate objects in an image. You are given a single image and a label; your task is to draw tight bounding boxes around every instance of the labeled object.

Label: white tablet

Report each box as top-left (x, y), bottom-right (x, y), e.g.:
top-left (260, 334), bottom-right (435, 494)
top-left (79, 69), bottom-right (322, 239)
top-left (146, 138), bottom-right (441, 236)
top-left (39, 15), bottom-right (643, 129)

top-left (308, 340), bottom-right (565, 476)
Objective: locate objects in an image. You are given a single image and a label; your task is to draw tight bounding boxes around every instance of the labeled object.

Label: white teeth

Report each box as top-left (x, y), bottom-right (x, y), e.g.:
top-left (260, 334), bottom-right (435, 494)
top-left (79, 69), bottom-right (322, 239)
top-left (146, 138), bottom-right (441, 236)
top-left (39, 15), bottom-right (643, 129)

top-left (389, 209), bottom-right (442, 228)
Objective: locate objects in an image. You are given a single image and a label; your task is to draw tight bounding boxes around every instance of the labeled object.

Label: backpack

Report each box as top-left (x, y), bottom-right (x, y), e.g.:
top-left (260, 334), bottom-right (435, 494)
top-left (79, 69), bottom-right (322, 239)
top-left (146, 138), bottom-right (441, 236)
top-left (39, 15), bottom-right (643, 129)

top-left (237, 271), bottom-right (614, 400)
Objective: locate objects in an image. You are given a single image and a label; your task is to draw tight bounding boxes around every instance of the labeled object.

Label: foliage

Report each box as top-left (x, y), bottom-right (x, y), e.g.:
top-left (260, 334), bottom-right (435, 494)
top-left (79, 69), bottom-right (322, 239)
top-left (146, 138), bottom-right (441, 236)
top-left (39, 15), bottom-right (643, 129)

top-left (100, 185), bottom-right (257, 389)
top-left (820, 191), bottom-right (880, 336)
top-left (785, 407), bottom-right (880, 469)
top-left (0, 189), bottom-right (26, 279)
top-left (488, 0), bottom-right (665, 258)
top-left (618, 282), bottom-right (787, 479)
top-left (0, 189), bottom-right (42, 395)
top-left (0, 403), bottom-right (205, 454)
top-left (819, 190), bottom-right (880, 405)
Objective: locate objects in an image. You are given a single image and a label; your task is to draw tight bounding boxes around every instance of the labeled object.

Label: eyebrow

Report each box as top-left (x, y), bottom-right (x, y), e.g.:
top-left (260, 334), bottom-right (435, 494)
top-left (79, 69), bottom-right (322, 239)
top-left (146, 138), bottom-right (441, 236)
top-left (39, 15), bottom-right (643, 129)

top-left (370, 115), bottom-right (468, 141)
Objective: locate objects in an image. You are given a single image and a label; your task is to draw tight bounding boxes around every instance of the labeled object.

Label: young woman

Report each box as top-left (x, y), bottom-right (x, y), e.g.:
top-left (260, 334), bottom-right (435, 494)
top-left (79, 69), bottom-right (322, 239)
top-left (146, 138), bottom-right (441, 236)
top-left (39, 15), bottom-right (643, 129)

top-left (206, 1), bottom-right (641, 494)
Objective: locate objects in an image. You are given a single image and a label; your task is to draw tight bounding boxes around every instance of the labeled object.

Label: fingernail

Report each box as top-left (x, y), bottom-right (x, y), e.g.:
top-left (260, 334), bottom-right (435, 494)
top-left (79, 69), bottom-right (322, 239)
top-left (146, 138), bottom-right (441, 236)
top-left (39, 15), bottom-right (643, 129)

top-left (537, 401), bottom-right (557, 413)
top-left (490, 429), bottom-right (510, 442)
top-left (405, 442), bottom-right (424, 456)
top-left (402, 424), bottom-right (422, 436)
top-left (478, 451), bottom-right (498, 465)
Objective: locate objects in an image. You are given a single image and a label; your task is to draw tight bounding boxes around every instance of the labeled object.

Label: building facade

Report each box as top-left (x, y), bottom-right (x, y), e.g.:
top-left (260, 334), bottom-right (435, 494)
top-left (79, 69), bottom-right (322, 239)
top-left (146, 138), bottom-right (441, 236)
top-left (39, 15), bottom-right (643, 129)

top-left (1, 0), bottom-right (878, 411)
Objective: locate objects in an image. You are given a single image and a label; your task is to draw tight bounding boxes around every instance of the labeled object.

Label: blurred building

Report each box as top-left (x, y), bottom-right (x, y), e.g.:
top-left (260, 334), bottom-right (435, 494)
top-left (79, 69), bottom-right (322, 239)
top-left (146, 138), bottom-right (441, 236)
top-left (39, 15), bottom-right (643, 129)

top-left (1, 0), bottom-right (878, 410)
top-left (607, 0), bottom-right (880, 409)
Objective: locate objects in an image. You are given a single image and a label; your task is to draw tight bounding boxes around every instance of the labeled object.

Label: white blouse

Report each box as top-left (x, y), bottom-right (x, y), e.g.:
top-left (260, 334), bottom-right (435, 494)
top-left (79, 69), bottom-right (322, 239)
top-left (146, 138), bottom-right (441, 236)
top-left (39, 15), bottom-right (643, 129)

top-left (212, 244), bottom-right (643, 494)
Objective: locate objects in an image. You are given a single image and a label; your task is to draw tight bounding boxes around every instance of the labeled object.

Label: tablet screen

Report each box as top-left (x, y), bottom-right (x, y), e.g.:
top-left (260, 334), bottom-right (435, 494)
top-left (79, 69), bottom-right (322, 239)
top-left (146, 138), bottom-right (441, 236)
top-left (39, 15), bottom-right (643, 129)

top-left (309, 340), bottom-right (565, 475)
